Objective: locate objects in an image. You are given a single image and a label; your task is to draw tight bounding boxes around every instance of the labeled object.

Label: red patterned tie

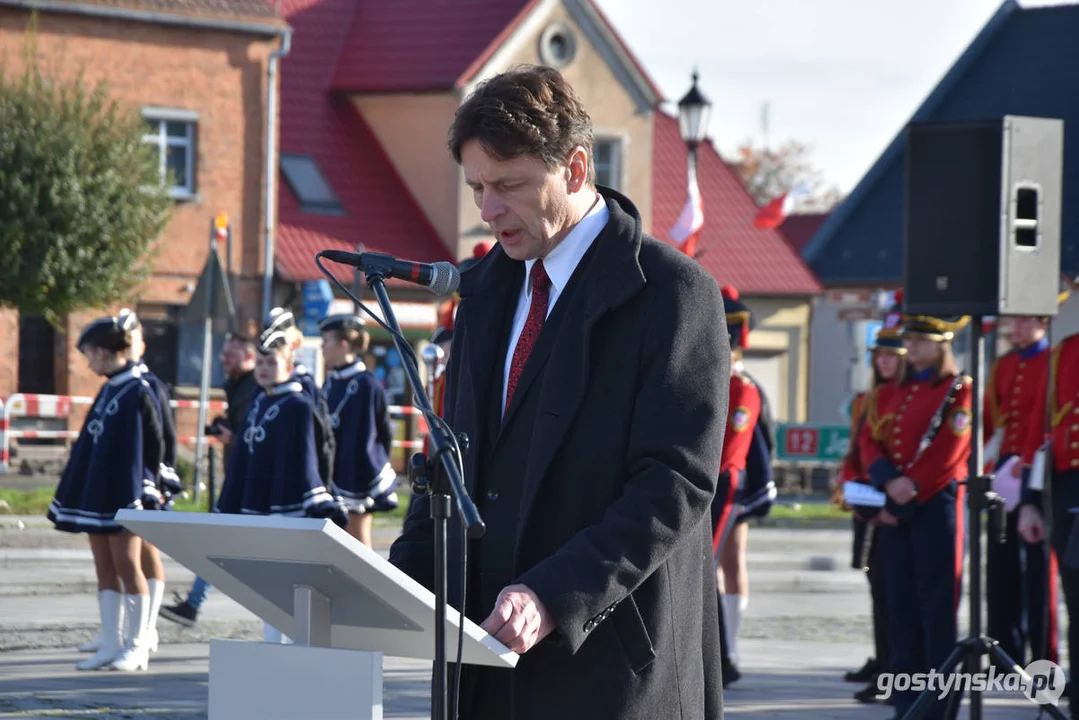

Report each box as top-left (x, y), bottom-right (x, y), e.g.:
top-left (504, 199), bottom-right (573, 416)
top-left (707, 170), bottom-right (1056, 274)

top-left (505, 260), bottom-right (551, 412)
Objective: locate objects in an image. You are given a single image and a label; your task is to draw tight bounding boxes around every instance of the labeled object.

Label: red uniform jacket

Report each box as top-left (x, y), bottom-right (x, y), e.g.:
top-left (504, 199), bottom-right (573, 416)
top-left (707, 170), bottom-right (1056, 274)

top-left (985, 342), bottom-right (1050, 461)
top-left (861, 372), bottom-right (973, 501)
top-left (1022, 333), bottom-right (1079, 472)
top-left (720, 373), bottom-right (761, 475)
top-left (840, 391), bottom-right (868, 482)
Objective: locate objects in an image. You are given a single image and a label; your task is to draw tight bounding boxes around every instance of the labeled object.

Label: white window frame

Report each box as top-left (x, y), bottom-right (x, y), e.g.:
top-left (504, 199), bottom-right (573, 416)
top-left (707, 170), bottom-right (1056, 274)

top-left (593, 133), bottom-right (626, 191)
top-left (141, 108), bottom-right (198, 200)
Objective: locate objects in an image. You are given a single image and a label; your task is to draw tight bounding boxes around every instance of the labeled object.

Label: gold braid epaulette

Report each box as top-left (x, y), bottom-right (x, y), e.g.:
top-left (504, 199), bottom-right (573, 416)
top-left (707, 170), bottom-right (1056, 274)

top-left (864, 384), bottom-right (893, 441)
top-left (1050, 340), bottom-right (1071, 429)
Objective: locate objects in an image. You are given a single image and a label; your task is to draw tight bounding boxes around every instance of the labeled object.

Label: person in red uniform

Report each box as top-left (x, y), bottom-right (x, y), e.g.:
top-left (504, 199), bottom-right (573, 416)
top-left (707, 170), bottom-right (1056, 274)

top-left (860, 311), bottom-right (972, 719)
top-left (1017, 283), bottom-right (1078, 710)
top-left (836, 292), bottom-right (906, 704)
top-left (710, 285), bottom-right (760, 688)
top-left (984, 296), bottom-right (1067, 667)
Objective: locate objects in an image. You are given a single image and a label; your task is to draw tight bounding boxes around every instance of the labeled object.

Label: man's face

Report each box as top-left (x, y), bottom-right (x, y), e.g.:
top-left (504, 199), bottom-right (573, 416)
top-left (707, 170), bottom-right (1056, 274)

top-left (1010, 316), bottom-right (1046, 348)
top-left (461, 140), bottom-right (575, 262)
top-left (220, 339), bottom-right (251, 377)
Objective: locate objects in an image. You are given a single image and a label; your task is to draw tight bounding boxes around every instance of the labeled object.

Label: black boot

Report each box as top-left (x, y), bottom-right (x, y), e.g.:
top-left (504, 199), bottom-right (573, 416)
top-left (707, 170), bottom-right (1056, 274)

top-left (844, 657), bottom-right (881, 683)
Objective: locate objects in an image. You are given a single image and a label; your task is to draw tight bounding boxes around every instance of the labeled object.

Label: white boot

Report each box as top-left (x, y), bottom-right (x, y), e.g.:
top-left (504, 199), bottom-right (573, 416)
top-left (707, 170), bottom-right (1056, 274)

top-left (78, 590), bottom-right (122, 652)
top-left (723, 594), bottom-right (748, 666)
top-left (146, 579), bottom-right (165, 653)
top-left (76, 590), bottom-right (123, 670)
top-left (109, 594), bottom-right (151, 671)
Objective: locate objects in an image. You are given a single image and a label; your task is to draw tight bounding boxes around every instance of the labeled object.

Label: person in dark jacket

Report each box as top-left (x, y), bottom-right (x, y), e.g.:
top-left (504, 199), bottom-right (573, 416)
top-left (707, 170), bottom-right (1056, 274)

top-left (159, 331), bottom-right (258, 628)
top-left (389, 65), bottom-right (728, 720)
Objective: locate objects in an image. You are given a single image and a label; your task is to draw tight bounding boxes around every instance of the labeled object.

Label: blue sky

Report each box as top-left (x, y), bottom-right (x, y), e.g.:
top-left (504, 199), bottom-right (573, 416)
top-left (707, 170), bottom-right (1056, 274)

top-left (595, 0), bottom-right (1068, 192)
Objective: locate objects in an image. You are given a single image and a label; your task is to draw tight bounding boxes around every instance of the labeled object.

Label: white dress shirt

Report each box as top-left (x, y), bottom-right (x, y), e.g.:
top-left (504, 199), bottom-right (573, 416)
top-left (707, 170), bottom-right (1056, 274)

top-left (501, 195), bottom-right (609, 413)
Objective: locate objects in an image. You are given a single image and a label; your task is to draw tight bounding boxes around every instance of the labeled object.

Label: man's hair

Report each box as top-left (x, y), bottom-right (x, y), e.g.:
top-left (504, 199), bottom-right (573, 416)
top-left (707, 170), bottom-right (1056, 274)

top-left (449, 65), bottom-right (595, 184)
top-left (225, 332), bottom-right (257, 355)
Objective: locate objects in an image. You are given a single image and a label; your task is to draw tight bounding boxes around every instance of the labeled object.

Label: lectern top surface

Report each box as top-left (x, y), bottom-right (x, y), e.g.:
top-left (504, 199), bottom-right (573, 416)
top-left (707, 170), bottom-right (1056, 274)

top-left (116, 510), bottom-right (517, 668)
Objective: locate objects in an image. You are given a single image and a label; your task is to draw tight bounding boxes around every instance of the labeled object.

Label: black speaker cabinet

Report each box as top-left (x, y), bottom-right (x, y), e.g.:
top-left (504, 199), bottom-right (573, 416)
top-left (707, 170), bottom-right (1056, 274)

top-left (903, 116), bottom-right (1064, 317)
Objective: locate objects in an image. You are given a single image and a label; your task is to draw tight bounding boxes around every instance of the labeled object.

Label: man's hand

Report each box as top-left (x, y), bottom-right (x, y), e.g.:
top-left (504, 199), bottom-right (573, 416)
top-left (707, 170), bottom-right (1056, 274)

top-left (877, 509), bottom-right (899, 526)
top-left (885, 476), bottom-right (918, 505)
top-left (1018, 504), bottom-right (1046, 544)
top-left (480, 584), bottom-right (556, 654)
top-left (217, 426), bottom-right (233, 445)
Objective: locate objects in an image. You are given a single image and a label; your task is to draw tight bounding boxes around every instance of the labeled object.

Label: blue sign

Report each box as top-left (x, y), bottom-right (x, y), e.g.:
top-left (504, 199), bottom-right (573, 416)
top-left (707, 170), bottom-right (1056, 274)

top-left (301, 280), bottom-right (333, 335)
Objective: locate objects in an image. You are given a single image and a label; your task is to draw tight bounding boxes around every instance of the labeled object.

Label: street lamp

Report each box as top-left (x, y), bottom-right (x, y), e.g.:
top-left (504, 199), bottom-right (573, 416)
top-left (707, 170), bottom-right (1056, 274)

top-left (677, 70), bottom-right (712, 149)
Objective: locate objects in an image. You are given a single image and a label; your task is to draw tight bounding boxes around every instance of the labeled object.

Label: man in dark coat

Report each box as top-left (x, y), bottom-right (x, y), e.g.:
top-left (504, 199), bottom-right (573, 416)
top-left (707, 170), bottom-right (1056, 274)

top-left (389, 65), bottom-right (730, 720)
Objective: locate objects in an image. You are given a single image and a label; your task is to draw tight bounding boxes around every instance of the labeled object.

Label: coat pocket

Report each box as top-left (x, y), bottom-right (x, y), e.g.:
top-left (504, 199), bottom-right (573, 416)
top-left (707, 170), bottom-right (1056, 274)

top-left (612, 595), bottom-right (656, 675)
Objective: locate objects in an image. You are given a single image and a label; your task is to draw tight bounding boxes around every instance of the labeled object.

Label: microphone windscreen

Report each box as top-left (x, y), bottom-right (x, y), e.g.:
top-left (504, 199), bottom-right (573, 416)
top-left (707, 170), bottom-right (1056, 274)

top-left (429, 262), bottom-right (461, 296)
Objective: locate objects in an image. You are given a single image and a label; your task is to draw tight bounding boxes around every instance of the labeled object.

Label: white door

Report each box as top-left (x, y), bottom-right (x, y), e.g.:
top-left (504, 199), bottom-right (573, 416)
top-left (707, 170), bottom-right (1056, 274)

top-left (741, 352), bottom-right (785, 422)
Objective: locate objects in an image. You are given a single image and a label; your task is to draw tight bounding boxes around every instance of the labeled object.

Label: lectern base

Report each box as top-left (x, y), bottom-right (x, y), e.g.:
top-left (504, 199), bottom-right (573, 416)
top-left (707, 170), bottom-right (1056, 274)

top-left (208, 639), bottom-right (383, 720)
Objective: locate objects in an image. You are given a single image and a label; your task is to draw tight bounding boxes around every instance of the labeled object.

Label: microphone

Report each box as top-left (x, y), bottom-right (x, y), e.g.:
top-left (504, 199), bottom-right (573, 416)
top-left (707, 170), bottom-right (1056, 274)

top-left (320, 251), bottom-right (460, 295)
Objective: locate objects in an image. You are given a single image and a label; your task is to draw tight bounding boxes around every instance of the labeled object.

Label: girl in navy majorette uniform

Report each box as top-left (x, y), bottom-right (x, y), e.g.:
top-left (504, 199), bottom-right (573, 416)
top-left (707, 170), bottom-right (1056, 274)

top-left (74, 309), bottom-right (176, 660)
top-left (319, 314), bottom-right (398, 547)
top-left (214, 321), bottom-right (346, 642)
top-left (47, 314), bottom-right (165, 671)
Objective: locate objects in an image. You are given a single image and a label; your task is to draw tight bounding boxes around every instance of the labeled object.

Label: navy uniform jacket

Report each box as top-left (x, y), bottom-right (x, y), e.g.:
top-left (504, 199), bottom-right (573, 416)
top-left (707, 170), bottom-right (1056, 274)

top-left (48, 363), bottom-right (164, 533)
top-left (321, 361), bottom-right (395, 505)
top-left (216, 381), bottom-right (336, 517)
top-left (138, 361), bottom-right (181, 506)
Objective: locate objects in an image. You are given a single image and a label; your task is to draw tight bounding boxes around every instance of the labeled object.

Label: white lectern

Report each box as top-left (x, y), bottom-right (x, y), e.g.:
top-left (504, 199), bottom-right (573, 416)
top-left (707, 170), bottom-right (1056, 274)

top-left (116, 511), bottom-right (517, 720)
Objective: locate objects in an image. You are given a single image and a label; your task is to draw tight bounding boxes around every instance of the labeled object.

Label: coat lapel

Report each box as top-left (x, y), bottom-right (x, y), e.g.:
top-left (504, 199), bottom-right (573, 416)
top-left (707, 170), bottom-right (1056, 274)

top-left (456, 250), bottom-right (522, 494)
top-left (515, 191), bottom-right (648, 525)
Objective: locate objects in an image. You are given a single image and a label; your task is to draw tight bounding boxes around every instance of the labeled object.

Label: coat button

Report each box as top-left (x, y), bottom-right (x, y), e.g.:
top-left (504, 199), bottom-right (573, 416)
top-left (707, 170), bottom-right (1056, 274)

top-left (487, 490), bottom-right (500, 501)
top-left (584, 620), bottom-right (595, 632)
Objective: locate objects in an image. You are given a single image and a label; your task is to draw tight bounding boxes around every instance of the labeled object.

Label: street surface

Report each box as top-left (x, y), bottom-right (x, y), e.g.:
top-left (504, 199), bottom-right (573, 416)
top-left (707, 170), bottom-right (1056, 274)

top-left (0, 514), bottom-right (1060, 718)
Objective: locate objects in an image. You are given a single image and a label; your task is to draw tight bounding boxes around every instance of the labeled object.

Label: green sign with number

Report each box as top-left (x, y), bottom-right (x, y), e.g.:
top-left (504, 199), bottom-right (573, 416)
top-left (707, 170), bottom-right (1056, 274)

top-left (776, 423), bottom-right (850, 463)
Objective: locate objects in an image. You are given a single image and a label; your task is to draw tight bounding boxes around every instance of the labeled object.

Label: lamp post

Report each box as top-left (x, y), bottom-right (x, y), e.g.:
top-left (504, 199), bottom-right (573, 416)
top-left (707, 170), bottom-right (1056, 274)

top-left (677, 69), bottom-right (712, 167)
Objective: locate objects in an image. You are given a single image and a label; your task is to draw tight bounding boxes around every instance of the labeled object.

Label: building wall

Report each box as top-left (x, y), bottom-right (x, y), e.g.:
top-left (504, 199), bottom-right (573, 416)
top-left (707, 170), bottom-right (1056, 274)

top-left (353, 94), bottom-right (462, 256)
top-left (743, 296), bottom-right (812, 423)
top-left (0, 8), bottom-right (278, 396)
top-left (456, 0), bottom-right (655, 251)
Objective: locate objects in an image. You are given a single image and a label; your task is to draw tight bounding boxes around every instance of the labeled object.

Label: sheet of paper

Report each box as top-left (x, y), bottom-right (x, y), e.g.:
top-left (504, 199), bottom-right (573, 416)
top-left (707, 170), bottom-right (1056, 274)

top-left (843, 482), bottom-right (887, 508)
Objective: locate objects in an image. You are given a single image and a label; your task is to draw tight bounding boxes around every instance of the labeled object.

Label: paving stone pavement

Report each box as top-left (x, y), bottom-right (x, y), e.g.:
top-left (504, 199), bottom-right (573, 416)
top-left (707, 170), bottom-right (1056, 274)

top-left (0, 516), bottom-right (1067, 718)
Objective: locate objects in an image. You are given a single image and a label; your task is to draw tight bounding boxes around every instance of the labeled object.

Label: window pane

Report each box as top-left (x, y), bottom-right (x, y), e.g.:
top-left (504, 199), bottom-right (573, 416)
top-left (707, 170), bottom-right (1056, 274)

top-left (280, 154), bottom-right (341, 211)
top-left (594, 141), bottom-right (612, 166)
top-left (594, 139), bottom-right (619, 190)
top-left (166, 145), bottom-right (188, 189)
top-left (166, 121), bottom-right (190, 139)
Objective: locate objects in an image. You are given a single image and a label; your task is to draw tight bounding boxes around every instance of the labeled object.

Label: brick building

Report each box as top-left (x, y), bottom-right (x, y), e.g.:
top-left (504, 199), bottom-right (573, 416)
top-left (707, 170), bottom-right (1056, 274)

top-left (0, 0), bottom-right (288, 401)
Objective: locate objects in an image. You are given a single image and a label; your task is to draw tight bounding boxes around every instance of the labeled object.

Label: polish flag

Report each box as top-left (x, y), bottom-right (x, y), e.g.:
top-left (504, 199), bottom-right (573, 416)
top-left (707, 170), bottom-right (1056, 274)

top-left (669, 160), bottom-right (703, 257)
top-left (753, 182), bottom-right (812, 229)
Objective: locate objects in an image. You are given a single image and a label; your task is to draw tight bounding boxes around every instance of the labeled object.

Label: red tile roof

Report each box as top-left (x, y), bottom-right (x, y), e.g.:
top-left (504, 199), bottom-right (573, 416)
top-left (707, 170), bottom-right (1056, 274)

top-left (330, 0), bottom-right (535, 93)
top-left (778, 213), bottom-right (830, 254)
top-left (652, 112), bottom-right (822, 296)
top-left (277, 0), bottom-right (451, 283)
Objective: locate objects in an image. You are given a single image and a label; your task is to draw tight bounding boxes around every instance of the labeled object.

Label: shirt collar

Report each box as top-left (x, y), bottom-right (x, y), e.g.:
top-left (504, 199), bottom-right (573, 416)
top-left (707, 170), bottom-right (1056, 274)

top-left (329, 360), bottom-right (366, 380)
top-left (523, 194), bottom-right (608, 299)
top-left (107, 362), bottom-right (141, 386)
top-left (909, 367), bottom-right (936, 383)
top-left (268, 381), bottom-right (303, 396)
top-left (1019, 337), bottom-right (1049, 359)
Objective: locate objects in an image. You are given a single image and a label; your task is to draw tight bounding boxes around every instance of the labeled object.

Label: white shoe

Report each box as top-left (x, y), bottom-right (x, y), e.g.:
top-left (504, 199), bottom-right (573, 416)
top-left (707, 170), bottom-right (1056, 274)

top-left (146, 579), bottom-right (165, 654)
top-left (76, 590), bottom-right (123, 671)
top-left (110, 594), bottom-right (151, 671)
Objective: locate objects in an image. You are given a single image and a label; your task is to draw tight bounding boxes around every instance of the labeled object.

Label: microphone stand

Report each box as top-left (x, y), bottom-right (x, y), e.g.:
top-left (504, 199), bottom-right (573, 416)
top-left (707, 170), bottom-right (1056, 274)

top-left (361, 260), bottom-right (485, 720)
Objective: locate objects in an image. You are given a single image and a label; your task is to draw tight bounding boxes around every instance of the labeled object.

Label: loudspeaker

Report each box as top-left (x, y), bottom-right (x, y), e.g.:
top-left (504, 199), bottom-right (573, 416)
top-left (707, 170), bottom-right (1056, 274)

top-left (903, 116), bottom-right (1064, 317)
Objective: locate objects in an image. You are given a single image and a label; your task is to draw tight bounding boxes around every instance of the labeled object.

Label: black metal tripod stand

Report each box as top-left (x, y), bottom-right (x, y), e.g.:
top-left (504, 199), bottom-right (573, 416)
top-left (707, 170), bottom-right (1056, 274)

top-left (901, 317), bottom-right (1068, 720)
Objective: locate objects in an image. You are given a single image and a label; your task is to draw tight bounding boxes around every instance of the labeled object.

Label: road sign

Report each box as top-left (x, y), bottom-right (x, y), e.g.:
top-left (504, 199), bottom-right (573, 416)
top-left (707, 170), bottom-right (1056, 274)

top-left (301, 279), bottom-right (334, 335)
top-left (776, 423), bottom-right (850, 463)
